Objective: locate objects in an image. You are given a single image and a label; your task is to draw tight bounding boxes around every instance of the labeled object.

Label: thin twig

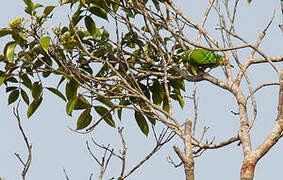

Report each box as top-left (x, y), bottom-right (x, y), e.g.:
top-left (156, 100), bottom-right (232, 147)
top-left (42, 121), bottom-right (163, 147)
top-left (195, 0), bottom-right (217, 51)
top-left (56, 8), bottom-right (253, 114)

top-left (197, 0), bottom-right (215, 44)
top-left (167, 155), bottom-right (183, 168)
top-left (86, 141), bottom-right (102, 166)
top-left (63, 168), bottom-right (70, 180)
top-left (86, 139), bottom-right (114, 180)
top-left (122, 127), bottom-right (175, 179)
top-left (247, 82), bottom-right (280, 100)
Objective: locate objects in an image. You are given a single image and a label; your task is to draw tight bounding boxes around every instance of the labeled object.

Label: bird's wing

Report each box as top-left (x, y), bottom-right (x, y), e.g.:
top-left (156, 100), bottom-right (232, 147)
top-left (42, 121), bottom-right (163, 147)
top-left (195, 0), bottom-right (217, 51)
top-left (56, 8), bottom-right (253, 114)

top-left (190, 49), bottom-right (217, 65)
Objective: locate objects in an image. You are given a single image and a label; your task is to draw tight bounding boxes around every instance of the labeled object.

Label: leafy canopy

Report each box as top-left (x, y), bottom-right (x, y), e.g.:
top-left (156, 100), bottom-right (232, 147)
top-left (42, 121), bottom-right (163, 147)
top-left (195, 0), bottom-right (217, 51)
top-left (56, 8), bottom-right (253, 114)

top-left (0, 0), bottom-right (187, 135)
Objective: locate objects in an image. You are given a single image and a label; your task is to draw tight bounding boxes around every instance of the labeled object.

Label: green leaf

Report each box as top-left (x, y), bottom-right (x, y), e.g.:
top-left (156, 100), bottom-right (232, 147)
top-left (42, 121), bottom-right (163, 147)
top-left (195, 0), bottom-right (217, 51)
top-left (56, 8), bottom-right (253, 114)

top-left (94, 106), bottom-right (115, 127)
top-left (177, 95), bottom-right (184, 109)
top-left (150, 80), bottom-right (164, 106)
top-left (23, 0), bottom-right (33, 15)
top-left (139, 83), bottom-right (150, 100)
top-left (21, 89), bottom-right (30, 105)
top-left (170, 80), bottom-right (185, 92)
top-left (0, 28), bottom-right (12, 38)
top-left (20, 74), bottom-right (33, 89)
top-left (134, 111), bottom-right (149, 136)
top-left (162, 97), bottom-right (170, 113)
top-left (0, 74), bottom-right (5, 87)
top-left (6, 86), bottom-right (18, 92)
top-left (146, 115), bottom-right (156, 125)
top-left (39, 36), bottom-right (51, 51)
top-left (32, 82), bottom-right (43, 99)
top-left (124, 9), bottom-right (135, 18)
top-left (112, 0), bottom-right (120, 12)
top-left (102, 29), bottom-right (109, 40)
top-left (84, 16), bottom-right (96, 38)
top-left (96, 96), bottom-right (114, 108)
top-left (65, 79), bottom-right (78, 100)
top-left (57, 76), bottom-right (66, 89)
top-left (66, 96), bottom-right (78, 116)
top-left (74, 94), bottom-right (91, 110)
top-left (61, 0), bottom-right (73, 5)
top-left (11, 32), bottom-right (25, 48)
top-left (5, 42), bottom-right (17, 60)
top-left (152, 0), bottom-right (160, 11)
top-left (94, 28), bottom-right (101, 39)
top-left (89, 6), bottom-right (108, 20)
top-left (6, 76), bottom-right (18, 83)
top-left (27, 96), bottom-right (43, 118)
top-left (71, 9), bottom-right (83, 26)
top-left (117, 107), bottom-right (122, 120)
top-left (247, 0), bottom-right (252, 3)
top-left (23, 0), bottom-right (33, 8)
top-left (43, 6), bottom-right (56, 17)
top-left (46, 87), bottom-right (67, 101)
top-left (34, 3), bottom-right (43, 9)
top-left (8, 89), bottom-right (19, 105)
top-left (170, 94), bottom-right (184, 109)
top-left (96, 0), bottom-right (110, 11)
top-left (0, 55), bottom-right (5, 62)
top-left (42, 70), bottom-right (51, 78)
top-left (76, 109), bottom-right (92, 130)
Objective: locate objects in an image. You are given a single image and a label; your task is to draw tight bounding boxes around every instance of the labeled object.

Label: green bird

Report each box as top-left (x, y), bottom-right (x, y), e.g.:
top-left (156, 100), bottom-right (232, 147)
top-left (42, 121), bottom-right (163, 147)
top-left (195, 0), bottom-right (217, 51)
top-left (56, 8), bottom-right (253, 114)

top-left (179, 49), bottom-right (232, 76)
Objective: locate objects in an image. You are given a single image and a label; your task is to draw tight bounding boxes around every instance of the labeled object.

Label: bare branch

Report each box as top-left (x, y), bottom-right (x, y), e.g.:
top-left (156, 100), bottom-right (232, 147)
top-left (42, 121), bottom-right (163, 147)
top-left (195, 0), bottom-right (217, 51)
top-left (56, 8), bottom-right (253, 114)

top-left (167, 156), bottom-right (183, 168)
top-left (86, 139), bottom-right (114, 180)
top-left (193, 136), bottom-right (239, 149)
top-left (253, 69), bottom-right (283, 160)
top-left (118, 127), bottom-right (127, 179)
top-left (173, 119), bottom-right (195, 180)
top-left (122, 127), bottom-right (175, 179)
top-left (187, 88), bottom-right (199, 137)
top-left (13, 101), bottom-right (32, 180)
top-left (247, 82), bottom-right (280, 100)
top-left (197, 0), bottom-right (215, 44)
top-left (249, 10), bottom-right (275, 59)
top-left (199, 126), bottom-right (209, 143)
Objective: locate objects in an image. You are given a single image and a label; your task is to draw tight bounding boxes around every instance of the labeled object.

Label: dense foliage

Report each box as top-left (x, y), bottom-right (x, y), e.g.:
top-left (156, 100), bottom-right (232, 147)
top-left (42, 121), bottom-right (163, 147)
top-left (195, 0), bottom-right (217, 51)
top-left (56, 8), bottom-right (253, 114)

top-left (0, 0), bottom-right (190, 135)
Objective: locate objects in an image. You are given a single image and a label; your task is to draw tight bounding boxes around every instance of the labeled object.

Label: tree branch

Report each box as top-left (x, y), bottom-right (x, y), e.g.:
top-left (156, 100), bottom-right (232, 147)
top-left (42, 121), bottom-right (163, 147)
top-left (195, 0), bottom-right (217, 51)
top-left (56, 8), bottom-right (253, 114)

top-left (13, 101), bottom-right (32, 180)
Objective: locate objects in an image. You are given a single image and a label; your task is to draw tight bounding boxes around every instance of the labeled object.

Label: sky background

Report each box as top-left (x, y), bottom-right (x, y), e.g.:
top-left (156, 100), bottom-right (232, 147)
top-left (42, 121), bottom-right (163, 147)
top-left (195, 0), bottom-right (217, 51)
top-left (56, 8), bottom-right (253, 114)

top-left (0, 0), bottom-right (283, 180)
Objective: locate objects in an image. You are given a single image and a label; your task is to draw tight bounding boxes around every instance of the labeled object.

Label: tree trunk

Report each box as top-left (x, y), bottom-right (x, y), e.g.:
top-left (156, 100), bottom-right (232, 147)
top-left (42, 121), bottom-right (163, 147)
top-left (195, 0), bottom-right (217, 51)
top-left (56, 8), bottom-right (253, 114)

top-left (240, 159), bottom-right (257, 180)
top-left (184, 163), bottom-right (195, 180)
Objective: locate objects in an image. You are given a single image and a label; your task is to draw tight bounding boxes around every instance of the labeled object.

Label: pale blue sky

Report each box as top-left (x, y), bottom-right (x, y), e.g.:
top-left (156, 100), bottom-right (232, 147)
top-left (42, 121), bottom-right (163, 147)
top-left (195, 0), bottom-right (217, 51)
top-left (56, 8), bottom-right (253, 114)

top-left (0, 0), bottom-right (282, 180)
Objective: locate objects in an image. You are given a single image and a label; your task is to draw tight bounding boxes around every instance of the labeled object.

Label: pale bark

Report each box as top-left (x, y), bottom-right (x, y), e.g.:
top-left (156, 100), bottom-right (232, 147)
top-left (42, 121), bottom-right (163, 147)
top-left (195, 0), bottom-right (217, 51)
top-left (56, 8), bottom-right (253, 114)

top-left (240, 69), bottom-right (283, 180)
top-left (173, 120), bottom-right (195, 180)
top-left (183, 120), bottom-right (195, 180)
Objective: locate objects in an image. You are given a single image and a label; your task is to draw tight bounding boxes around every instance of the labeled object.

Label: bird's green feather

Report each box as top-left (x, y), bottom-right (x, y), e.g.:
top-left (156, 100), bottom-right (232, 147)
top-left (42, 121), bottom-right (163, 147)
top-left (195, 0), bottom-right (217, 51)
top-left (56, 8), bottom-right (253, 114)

top-left (179, 49), bottom-right (231, 76)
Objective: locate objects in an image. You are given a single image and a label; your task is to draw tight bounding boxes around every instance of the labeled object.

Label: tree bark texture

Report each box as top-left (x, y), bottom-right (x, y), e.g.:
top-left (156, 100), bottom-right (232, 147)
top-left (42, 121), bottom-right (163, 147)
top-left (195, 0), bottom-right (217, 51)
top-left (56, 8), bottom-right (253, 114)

top-left (240, 69), bottom-right (283, 180)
